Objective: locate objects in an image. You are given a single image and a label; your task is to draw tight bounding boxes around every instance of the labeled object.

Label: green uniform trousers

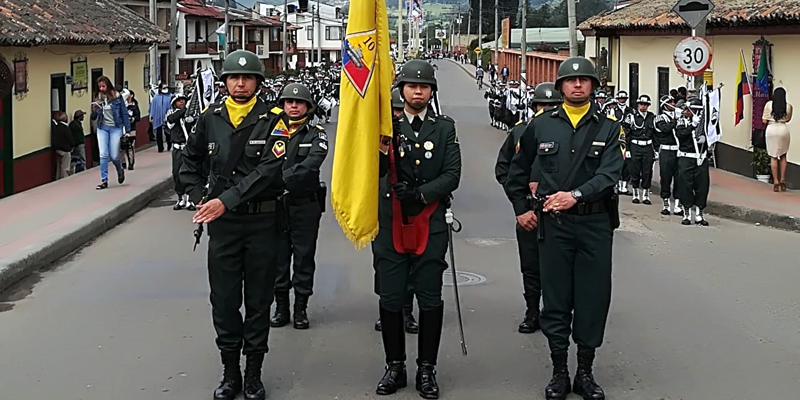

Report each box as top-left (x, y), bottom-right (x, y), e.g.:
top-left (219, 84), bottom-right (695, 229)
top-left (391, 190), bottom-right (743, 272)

top-left (538, 212), bottom-right (613, 352)
top-left (275, 201), bottom-right (323, 297)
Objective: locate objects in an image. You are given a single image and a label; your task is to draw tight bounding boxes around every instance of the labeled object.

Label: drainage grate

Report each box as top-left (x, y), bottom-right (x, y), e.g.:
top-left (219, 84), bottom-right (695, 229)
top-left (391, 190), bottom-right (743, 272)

top-left (443, 271), bottom-right (487, 286)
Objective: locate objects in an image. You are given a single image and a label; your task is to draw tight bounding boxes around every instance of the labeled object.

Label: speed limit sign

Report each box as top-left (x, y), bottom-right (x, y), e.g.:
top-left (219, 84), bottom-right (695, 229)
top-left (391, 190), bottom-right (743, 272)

top-left (673, 36), bottom-right (713, 76)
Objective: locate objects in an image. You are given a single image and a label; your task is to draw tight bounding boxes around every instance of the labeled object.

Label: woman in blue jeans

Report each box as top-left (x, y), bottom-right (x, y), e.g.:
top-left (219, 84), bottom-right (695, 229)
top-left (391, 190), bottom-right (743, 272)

top-left (91, 76), bottom-right (131, 190)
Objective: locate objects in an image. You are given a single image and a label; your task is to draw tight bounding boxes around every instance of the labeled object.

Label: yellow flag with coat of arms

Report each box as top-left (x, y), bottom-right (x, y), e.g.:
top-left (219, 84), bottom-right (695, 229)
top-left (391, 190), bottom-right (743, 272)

top-left (331, 0), bottom-right (393, 249)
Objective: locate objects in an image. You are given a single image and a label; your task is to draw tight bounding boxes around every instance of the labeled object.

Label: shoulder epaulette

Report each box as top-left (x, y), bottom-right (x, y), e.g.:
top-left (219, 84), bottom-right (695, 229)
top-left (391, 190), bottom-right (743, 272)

top-left (514, 120), bottom-right (524, 126)
top-left (436, 114), bottom-right (455, 123)
top-left (201, 106), bottom-right (209, 114)
top-left (534, 109), bottom-right (545, 117)
top-left (270, 107), bottom-right (283, 115)
top-left (316, 124), bottom-right (325, 130)
top-left (605, 113), bottom-right (617, 121)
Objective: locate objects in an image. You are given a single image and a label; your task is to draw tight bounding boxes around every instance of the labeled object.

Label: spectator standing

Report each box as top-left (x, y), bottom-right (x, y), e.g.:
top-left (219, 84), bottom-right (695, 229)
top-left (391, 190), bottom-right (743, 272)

top-left (122, 89), bottom-right (141, 170)
top-left (763, 87), bottom-right (793, 192)
top-left (91, 76), bottom-right (130, 190)
top-left (149, 82), bottom-right (172, 152)
top-left (51, 111), bottom-right (74, 180)
top-left (69, 110), bottom-right (87, 173)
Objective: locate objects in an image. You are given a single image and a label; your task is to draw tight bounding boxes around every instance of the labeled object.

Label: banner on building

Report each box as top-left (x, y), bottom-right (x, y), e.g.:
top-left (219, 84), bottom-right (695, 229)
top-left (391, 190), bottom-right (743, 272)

top-left (751, 38), bottom-right (772, 145)
top-left (501, 18), bottom-right (510, 48)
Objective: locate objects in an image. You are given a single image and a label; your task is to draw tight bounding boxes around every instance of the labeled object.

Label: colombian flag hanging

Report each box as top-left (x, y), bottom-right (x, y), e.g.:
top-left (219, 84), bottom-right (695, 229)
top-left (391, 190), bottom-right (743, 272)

top-left (735, 49), bottom-right (751, 126)
top-left (331, 0), bottom-right (393, 249)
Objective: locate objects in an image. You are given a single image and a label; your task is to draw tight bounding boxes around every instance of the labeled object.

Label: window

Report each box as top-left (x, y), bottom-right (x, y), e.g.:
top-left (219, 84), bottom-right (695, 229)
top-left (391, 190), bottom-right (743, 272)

top-left (628, 63), bottom-right (639, 103)
top-left (657, 67), bottom-right (669, 101)
top-left (195, 20), bottom-right (202, 42)
top-left (307, 26), bottom-right (313, 41)
top-left (326, 26), bottom-right (341, 41)
top-left (247, 29), bottom-right (262, 43)
top-left (178, 59), bottom-right (194, 76)
top-left (596, 37), bottom-right (613, 84)
top-left (114, 58), bottom-right (125, 88)
top-left (271, 28), bottom-right (280, 42)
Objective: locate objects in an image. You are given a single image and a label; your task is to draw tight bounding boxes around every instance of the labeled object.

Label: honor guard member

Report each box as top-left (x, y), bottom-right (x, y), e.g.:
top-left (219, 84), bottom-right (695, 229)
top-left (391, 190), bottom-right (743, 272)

top-left (166, 94), bottom-right (195, 210)
top-left (654, 95), bottom-right (683, 215)
top-left (374, 87), bottom-right (420, 335)
top-left (614, 91), bottom-right (632, 195)
top-left (269, 83), bottom-right (328, 330)
top-left (672, 98), bottom-right (710, 225)
top-left (373, 59), bottom-right (461, 399)
top-left (181, 50), bottom-right (288, 400)
top-left (623, 95), bottom-right (656, 205)
top-left (594, 90), bottom-right (607, 108)
top-left (495, 82), bottom-right (562, 334)
top-left (506, 57), bottom-right (623, 400)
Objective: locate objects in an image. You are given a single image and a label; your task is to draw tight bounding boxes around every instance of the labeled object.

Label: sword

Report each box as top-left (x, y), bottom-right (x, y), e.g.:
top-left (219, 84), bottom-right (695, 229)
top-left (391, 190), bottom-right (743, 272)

top-left (445, 207), bottom-right (468, 356)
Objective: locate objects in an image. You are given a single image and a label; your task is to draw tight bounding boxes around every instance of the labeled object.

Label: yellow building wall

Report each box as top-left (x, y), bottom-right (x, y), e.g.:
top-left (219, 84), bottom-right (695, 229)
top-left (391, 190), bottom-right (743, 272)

top-left (0, 45), bottom-right (151, 158)
top-left (595, 34), bottom-right (800, 165)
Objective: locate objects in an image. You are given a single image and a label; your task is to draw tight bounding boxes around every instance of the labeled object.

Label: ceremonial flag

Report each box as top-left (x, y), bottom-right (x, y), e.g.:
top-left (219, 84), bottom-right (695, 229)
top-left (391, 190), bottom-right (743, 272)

top-left (735, 49), bottom-right (751, 126)
top-left (705, 86), bottom-right (722, 145)
top-left (756, 43), bottom-right (771, 94)
top-left (332, 0), bottom-right (393, 249)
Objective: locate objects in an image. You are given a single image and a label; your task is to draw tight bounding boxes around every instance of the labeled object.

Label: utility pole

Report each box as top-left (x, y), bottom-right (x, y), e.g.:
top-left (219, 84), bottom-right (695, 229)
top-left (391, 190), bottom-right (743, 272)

top-left (310, 4), bottom-right (315, 66)
top-left (478, 0), bottom-right (482, 67)
top-left (466, 8), bottom-right (471, 63)
top-left (397, 0), bottom-right (404, 62)
top-left (567, 0), bottom-right (578, 57)
top-left (316, 1), bottom-right (322, 65)
top-left (149, 0), bottom-right (157, 86)
top-left (169, 0), bottom-right (177, 89)
top-left (494, 0), bottom-right (498, 68)
top-left (520, 0), bottom-right (526, 85)
top-left (282, 0), bottom-right (288, 72)
top-left (224, 0), bottom-right (229, 58)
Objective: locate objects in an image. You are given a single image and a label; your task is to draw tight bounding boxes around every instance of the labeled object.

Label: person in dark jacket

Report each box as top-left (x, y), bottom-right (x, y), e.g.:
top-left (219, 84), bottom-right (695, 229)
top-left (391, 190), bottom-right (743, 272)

top-left (52, 111), bottom-right (75, 180)
top-left (69, 110), bottom-right (87, 173)
top-left (122, 89), bottom-right (141, 170)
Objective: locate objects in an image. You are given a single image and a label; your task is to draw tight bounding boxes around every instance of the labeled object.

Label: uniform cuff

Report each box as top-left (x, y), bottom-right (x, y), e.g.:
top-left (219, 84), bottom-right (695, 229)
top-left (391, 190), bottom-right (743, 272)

top-left (513, 199), bottom-right (529, 216)
top-left (218, 191), bottom-right (239, 210)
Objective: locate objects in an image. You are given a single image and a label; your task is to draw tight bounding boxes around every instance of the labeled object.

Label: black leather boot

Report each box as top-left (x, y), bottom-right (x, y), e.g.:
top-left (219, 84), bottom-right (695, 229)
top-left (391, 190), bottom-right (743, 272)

top-left (270, 291), bottom-right (290, 327)
top-left (416, 304), bottom-right (444, 399)
top-left (573, 350), bottom-right (605, 400)
top-left (545, 351), bottom-right (571, 400)
top-left (213, 353), bottom-right (242, 400)
top-left (403, 300), bottom-right (418, 334)
top-left (518, 293), bottom-right (540, 334)
top-left (293, 293), bottom-right (310, 329)
top-left (377, 307), bottom-right (407, 395)
top-left (374, 318), bottom-right (382, 331)
top-left (243, 354), bottom-right (266, 400)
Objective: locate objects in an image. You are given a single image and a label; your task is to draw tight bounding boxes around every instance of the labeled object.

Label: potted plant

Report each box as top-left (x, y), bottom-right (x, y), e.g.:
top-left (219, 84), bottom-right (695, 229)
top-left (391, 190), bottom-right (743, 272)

top-left (752, 148), bottom-right (772, 183)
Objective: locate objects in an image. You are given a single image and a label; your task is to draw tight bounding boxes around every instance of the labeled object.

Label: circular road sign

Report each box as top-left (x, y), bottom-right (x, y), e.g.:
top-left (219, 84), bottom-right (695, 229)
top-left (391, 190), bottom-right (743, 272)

top-left (673, 36), bottom-right (713, 76)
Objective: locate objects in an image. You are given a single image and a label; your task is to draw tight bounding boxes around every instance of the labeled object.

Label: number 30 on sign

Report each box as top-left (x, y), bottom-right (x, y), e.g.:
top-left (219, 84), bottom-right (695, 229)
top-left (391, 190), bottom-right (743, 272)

top-left (673, 36), bottom-right (713, 76)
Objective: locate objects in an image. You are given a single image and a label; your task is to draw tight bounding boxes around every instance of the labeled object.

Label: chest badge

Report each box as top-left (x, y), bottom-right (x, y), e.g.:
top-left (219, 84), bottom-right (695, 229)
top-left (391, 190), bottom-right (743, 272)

top-left (272, 140), bottom-right (286, 157)
top-left (539, 142), bottom-right (555, 150)
top-left (425, 151), bottom-right (433, 159)
top-left (271, 119), bottom-right (289, 137)
top-left (423, 141), bottom-right (434, 151)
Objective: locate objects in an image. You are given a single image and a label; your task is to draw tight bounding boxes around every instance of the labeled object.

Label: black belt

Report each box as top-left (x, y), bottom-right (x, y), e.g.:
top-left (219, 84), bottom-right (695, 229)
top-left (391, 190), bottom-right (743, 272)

top-left (563, 201), bottom-right (609, 216)
top-left (285, 193), bottom-right (318, 205)
top-left (230, 200), bottom-right (277, 214)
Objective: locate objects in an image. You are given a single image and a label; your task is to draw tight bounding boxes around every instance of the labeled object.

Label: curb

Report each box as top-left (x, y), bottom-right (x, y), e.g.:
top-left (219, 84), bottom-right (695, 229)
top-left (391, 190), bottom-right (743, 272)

top-left (647, 180), bottom-right (799, 232)
top-left (446, 59), bottom-right (477, 79)
top-left (0, 177), bottom-right (172, 293)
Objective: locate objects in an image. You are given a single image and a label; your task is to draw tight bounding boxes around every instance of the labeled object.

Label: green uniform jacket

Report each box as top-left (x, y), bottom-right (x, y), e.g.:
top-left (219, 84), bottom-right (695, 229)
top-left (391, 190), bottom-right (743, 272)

top-left (506, 103), bottom-right (624, 216)
top-left (180, 98), bottom-right (287, 209)
top-left (282, 122), bottom-right (328, 197)
top-left (379, 114), bottom-right (462, 234)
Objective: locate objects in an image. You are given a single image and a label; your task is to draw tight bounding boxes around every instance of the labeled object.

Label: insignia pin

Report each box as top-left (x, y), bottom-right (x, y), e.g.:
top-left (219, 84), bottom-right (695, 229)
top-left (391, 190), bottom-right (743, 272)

top-left (423, 141), bottom-right (434, 150)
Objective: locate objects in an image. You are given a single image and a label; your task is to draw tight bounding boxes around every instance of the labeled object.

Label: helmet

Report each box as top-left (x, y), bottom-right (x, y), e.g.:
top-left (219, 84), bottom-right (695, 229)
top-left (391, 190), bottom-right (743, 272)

top-left (171, 94), bottom-right (187, 106)
top-left (596, 90), bottom-right (607, 99)
top-left (279, 83), bottom-right (316, 114)
top-left (616, 90), bottom-right (629, 99)
top-left (395, 60), bottom-right (437, 91)
top-left (391, 88), bottom-right (404, 109)
top-left (660, 95), bottom-right (675, 111)
top-left (532, 82), bottom-right (563, 104)
top-left (687, 97), bottom-right (703, 110)
top-left (555, 57), bottom-right (600, 90)
top-left (220, 50), bottom-right (264, 81)
top-left (636, 94), bottom-right (652, 105)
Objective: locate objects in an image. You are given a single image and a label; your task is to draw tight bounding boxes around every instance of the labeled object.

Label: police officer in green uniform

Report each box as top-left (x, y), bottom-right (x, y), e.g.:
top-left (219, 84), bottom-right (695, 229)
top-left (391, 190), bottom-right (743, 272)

top-left (373, 60), bottom-right (461, 399)
top-left (374, 87), bottom-right (419, 335)
top-left (506, 57), bottom-right (624, 400)
top-left (181, 50), bottom-right (288, 400)
top-left (269, 83), bottom-right (328, 330)
top-left (495, 82), bottom-right (562, 334)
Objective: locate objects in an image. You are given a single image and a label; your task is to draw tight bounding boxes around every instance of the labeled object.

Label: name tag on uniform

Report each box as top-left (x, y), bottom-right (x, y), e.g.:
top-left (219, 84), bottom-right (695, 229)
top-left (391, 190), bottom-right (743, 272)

top-left (299, 143), bottom-right (312, 147)
top-left (592, 141), bottom-right (606, 146)
top-left (539, 142), bottom-right (555, 150)
top-left (249, 140), bottom-right (266, 145)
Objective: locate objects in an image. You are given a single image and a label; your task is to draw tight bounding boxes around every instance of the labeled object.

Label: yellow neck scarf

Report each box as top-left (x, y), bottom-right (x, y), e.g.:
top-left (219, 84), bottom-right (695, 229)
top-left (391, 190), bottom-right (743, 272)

top-left (562, 102), bottom-right (591, 128)
top-left (225, 96), bottom-right (257, 128)
top-left (288, 117), bottom-right (308, 136)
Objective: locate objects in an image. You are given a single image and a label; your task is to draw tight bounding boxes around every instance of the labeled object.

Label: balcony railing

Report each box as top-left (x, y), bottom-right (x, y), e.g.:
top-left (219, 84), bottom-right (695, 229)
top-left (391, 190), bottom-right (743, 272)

top-left (185, 41), bottom-right (214, 55)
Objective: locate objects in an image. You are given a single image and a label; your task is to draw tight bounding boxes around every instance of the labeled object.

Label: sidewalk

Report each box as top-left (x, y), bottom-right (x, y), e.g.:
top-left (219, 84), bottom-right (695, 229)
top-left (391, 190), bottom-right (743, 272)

top-left (0, 148), bottom-right (172, 292)
top-left (445, 58), bottom-right (800, 232)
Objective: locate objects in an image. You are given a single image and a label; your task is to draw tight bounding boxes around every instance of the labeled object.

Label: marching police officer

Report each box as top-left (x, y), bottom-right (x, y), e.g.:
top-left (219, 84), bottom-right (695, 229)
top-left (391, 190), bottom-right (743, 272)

top-left (166, 95), bottom-right (193, 211)
top-left (373, 59), bottom-right (461, 399)
top-left (623, 94), bottom-right (656, 204)
top-left (506, 57), bottom-right (623, 400)
top-left (614, 91), bottom-right (632, 195)
top-left (269, 83), bottom-right (328, 330)
top-left (495, 82), bottom-right (562, 334)
top-left (181, 50), bottom-right (288, 400)
top-left (668, 98), bottom-right (710, 226)
top-left (594, 90), bottom-right (607, 108)
top-left (654, 95), bottom-right (683, 215)
top-left (374, 87), bottom-right (420, 335)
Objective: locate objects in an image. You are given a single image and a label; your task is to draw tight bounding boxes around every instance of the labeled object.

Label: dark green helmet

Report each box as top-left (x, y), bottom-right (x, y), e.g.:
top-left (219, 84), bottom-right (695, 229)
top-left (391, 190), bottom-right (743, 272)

top-left (279, 83), bottom-right (316, 113)
top-left (221, 50), bottom-right (264, 81)
top-left (533, 82), bottom-right (562, 104)
top-left (391, 88), bottom-right (404, 109)
top-left (395, 59), bottom-right (437, 91)
top-left (555, 57), bottom-right (600, 91)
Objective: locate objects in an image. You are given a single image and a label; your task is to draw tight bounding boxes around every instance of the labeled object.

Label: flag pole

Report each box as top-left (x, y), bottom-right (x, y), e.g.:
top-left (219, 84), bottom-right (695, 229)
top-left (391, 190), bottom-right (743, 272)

top-left (740, 48), bottom-right (752, 92)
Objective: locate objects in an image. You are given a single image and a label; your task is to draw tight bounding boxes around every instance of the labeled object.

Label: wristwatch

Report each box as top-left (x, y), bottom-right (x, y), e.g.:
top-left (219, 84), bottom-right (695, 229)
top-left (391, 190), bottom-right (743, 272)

top-left (571, 189), bottom-right (583, 201)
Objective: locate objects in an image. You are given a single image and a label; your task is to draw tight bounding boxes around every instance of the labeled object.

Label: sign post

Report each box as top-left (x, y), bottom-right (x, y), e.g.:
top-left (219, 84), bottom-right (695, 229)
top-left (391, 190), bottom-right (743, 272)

top-left (673, 0), bottom-right (716, 93)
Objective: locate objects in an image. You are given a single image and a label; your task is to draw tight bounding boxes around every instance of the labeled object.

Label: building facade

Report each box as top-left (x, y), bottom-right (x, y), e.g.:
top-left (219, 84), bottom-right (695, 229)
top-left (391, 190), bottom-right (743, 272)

top-left (580, 0), bottom-right (800, 188)
top-left (0, 0), bottom-right (167, 197)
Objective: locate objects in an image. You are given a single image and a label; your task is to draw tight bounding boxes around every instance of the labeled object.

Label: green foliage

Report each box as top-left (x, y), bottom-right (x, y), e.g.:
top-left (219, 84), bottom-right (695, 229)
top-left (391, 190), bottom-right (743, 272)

top-left (752, 148), bottom-right (772, 176)
top-left (525, 0), bottom-right (612, 28)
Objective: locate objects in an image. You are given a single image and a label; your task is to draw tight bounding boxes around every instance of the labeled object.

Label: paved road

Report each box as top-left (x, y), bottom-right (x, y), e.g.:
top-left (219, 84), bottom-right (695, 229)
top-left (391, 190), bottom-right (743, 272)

top-left (2, 61), bottom-right (799, 400)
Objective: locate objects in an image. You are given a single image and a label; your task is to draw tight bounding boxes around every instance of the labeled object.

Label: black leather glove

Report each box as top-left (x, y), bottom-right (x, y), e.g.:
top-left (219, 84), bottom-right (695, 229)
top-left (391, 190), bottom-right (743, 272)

top-left (392, 182), bottom-right (422, 202)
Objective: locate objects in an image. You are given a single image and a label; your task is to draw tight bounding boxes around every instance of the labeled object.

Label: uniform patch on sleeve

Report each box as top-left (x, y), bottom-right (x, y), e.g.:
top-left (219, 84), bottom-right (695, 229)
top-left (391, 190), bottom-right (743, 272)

top-left (272, 140), bottom-right (286, 157)
top-left (539, 142), bottom-right (555, 150)
top-left (318, 131), bottom-right (328, 141)
top-left (319, 142), bottom-right (328, 150)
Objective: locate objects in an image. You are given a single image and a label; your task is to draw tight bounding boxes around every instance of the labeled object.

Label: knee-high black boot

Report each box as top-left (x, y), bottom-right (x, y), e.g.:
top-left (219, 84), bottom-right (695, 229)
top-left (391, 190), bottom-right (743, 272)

top-left (416, 304), bottom-right (444, 399)
top-left (376, 307), bottom-right (407, 395)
